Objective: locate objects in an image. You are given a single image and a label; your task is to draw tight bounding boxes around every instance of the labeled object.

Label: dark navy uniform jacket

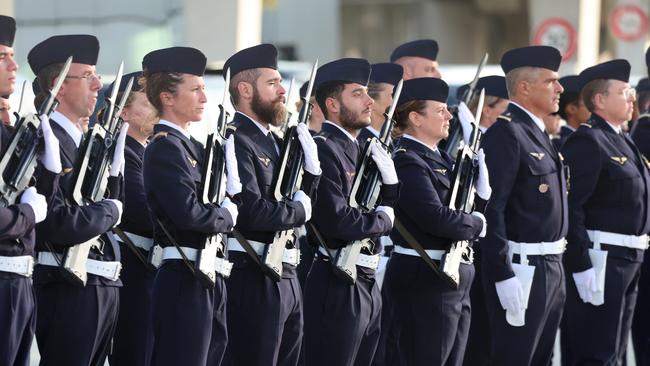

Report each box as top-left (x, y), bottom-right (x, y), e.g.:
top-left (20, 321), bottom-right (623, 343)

top-left (390, 136), bottom-right (483, 250)
top-left (562, 113), bottom-right (650, 273)
top-left (311, 122), bottom-right (397, 254)
top-left (35, 118), bottom-right (123, 286)
top-left (356, 127), bottom-right (376, 149)
top-left (0, 124), bottom-right (59, 279)
top-left (632, 112), bottom-right (650, 159)
top-left (481, 103), bottom-right (569, 281)
top-left (552, 125), bottom-right (575, 151)
top-left (143, 123), bottom-right (234, 250)
top-left (230, 112), bottom-right (319, 244)
top-left (119, 136), bottom-right (152, 238)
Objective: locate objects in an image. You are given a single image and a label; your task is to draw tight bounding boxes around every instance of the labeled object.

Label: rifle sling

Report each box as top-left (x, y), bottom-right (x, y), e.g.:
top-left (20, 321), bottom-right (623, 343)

top-left (112, 227), bottom-right (154, 271)
top-left (230, 228), bottom-right (279, 278)
top-left (393, 218), bottom-right (445, 278)
top-left (155, 218), bottom-right (198, 277)
top-left (306, 222), bottom-right (339, 265)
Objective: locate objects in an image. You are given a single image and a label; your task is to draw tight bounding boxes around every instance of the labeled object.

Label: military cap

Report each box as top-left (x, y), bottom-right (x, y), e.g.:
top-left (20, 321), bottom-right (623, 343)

top-left (28, 35), bottom-right (99, 74)
top-left (500, 46), bottom-right (562, 74)
top-left (142, 47), bottom-right (206, 76)
top-left (105, 71), bottom-right (142, 97)
top-left (314, 58), bottom-right (371, 91)
top-left (390, 39), bottom-right (438, 62)
top-left (559, 75), bottom-right (582, 94)
top-left (476, 75), bottom-right (508, 99)
top-left (0, 15), bottom-right (15, 47)
top-left (32, 78), bottom-right (40, 95)
top-left (456, 84), bottom-right (469, 101)
top-left (397, 77), bottom-right (449, 106)
top-left (579, 59), bottom-right (630, 87)
top-left (636, 77), bottom-right (650, 93)
top-left (299, 81), bottom-right (312, 99)
top-left (370, 63), bottom-right (403, 86)
top-left (223, 44), bottom-right (278, 79)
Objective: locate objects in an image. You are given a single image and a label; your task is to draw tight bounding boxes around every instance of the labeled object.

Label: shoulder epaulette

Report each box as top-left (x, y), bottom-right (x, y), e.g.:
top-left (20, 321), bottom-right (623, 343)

top-left (393, 147), bottom-right (407, 154)
top-left (152, 131), bottom-right (168, 140)
top-left (498, 113), bottom-right (512, 122)
top-left (639, 113), bottom-right (650, 120)
top-left (579, 123), bottom-right (592, 129)
top-left (314, 131), bottom-right (330, 141)
top-left (226, 125), bottom-right (237, 132)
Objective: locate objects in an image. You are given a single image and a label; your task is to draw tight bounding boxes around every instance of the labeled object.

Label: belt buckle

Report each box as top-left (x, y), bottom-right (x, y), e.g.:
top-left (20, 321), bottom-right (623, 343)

top-left (538, 243), bottom-right (547, 256)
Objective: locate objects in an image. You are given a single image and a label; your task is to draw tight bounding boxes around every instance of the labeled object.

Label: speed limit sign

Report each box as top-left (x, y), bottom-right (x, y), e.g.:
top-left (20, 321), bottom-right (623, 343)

top-left (610, 4), bottom-right (649, 42)
top-left (532, 18), bottom-right (577, 61)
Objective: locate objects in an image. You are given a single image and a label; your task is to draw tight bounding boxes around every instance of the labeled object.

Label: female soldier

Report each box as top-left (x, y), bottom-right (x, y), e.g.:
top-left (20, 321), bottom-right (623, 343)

top-left (141, 47), bottom-right (240, 366)
top-left (377, 77), bottom-right (490, 366)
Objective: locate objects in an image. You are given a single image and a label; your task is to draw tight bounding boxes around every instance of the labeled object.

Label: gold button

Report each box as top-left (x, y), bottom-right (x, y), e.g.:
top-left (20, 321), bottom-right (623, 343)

top-left (539, 183), bottom-right (549, 193)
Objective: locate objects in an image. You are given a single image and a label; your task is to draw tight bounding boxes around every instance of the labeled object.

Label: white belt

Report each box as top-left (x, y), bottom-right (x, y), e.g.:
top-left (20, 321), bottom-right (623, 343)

top-left (0, 255), bottom-right (34, 277)
top-left (393, 245), bottom-right (445, 260)
top-left (161, 246), bottom-right (233, 277)
top-left (37, 252), bottom-right (121, 281)
top-left (318, 246), bottom-right (381, 269)
top-left (113, 232), bottom-right (154, 251)
top-left (227, 238), bottom-right (300, 266)
top-left (507, 238), bottom-right (566, 265)
top-left (587, 230), bottom-right (649, 250)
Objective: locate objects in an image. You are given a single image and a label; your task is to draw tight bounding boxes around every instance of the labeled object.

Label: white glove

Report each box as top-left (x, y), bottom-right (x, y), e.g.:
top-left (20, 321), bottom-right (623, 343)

top-left (225, 136), bottom-right (242, 196)
top-left (220, 197), bottom-right (239, 225)
top-left (40, 115), bottom-right (62, 174)
top-left (495, 276), bottom-right (525, 313)
top-left (370, 142), bottom-right (398, 185)
top-left (457, 102), bottom-right (474, 146)
top-left (104, 199), bottom-right (123, 227)
top-left (297, 124), bottom-right (321, 175)
top-left (20, 187), bottom-right (47, 223)
top-left (293, 190), bottom-right (312, 221)
top-left (471, 211), bottom-right (487, 237)
top-left (376, 205), bottom-right (394, 226)
top-left (475, 148), bottom-right (492, 200)
top-left (109, 123), bottom-right (129, 177)
top-left (572, 268), bottom-right (597, 304)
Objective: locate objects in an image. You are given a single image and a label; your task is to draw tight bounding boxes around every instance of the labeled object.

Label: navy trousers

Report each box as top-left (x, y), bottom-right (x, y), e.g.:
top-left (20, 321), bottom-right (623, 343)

top-left (632, 251), bottom-right (650, 366)
top-left (565, 256), bottom-right (641, 365)
top-left (108, 245), bottom-right (155, 366)
top-left (35, 282), bottom-right (119, 366)
top-left (375, 254), bottom-right (474, 366)
top-left (0, 277), bottom-right (35, 366)
top-left (303, 256), bottom-right (382, 366)
top-left (483, 254), bottom-right (565, 366)
top-left (224, 252), bottom-right (303, 366)
top-left (463, 246), bottom-right (490, 366)
top-left (149, 261), bottom-right (227, 366)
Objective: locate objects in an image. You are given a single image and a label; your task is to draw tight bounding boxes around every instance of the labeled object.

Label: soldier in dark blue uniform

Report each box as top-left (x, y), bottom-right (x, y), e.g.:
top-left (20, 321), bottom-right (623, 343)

top-left (561, 59), bottom-right (650, 365)
top-left (357, 63), bottom-right (403, 148)
top-left (297, 80), bottom-right (324, 134)
top-left (480, 46), bottom-right (568, 366)
top-left (0, 15), bottom-right (55, 366)
top-left (391, 39), bottom-right (441, 79)
top-left (375, 77), bottom-right (490, 366)
top-left (632, 49), bottom-right (650, 365)
top-left (107, 71), bottom-right (157, 366)
top-left (29, 34), bottom-right (127, 366)
top-left (223, 44), bottom-right (321, 366)
top-left (141, 47), bottom-right (239, 366)
top-left (552, 75), bottom-right (590, 151)
top-left (302, 58), bottom-right (398, 366)
top-left (468, 75), bottom-right (510, 133)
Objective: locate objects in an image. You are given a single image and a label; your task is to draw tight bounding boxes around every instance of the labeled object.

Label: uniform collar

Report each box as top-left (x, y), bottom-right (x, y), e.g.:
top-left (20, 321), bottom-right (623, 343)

top-left (366, 126), bottom-right (380, 137)
top-left (158, 119), bottom-right (191, 139)
top-left (401, 134), bottom-right (440, 155)
top-left (51, 111), bottom-right (83, 147)
top-left (236, 111), bottom-right (272, 136)
top-left (324, 120), bottom-right (357, 142)
top-left (510, 101), bottom-right (546, 132)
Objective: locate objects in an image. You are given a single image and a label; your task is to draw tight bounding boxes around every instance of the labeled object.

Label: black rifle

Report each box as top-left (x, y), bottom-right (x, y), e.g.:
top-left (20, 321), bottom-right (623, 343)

top-left (328, 79), bottom-right (403, 285)
top-left (233, 61), bottom-right (318, 282)
top-left (439, 53), bottom-right (488, 158)
top-left (439, 89), bottom-right (486, 288)
top-left (0, 56), bottom-right (72, 207)
top-left (60, 62), bottom-right (131, 285)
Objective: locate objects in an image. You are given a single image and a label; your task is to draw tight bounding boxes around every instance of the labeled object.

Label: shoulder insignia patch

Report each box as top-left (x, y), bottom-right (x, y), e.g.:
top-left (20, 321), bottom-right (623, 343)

top-left (153, 131), bottom-right (168, 140)
top-left (610, 156), bottom-right (628, 165)
top-left (529, 152), bottom-right (545, 160)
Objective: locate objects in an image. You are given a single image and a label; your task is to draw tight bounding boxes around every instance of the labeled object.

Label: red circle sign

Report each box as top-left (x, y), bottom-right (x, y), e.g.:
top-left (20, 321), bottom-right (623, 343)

top-left (609, 4), bottom-right (649, 42)
top-left (532, 17), bottom-right (577, 61)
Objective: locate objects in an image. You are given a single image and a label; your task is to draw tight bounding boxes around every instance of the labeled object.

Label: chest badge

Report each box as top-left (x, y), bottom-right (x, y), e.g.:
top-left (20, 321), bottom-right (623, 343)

top-left (433, 168), bottom-right (447, 175)
top-left (257, 155), bottom-right (271, 167)
top-left (346, 171), bottom-right (356, 179)
top-left (610, 156), bottom-right (627, 165)
top-left (530, 152), bottom-right (545, 161)
top-left (643, 156), bottom-right (650, 169)
top-left (538, 183), bottom-right (549, 193)
top-left (187, 156), bottom-right (197, 168)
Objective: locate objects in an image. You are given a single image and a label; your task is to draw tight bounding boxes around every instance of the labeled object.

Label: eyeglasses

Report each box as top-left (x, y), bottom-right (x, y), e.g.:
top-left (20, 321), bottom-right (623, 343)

top-left (65, 73), bottom-right (102, 83)
top-left (603, 87), bottom-right (636, 101)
